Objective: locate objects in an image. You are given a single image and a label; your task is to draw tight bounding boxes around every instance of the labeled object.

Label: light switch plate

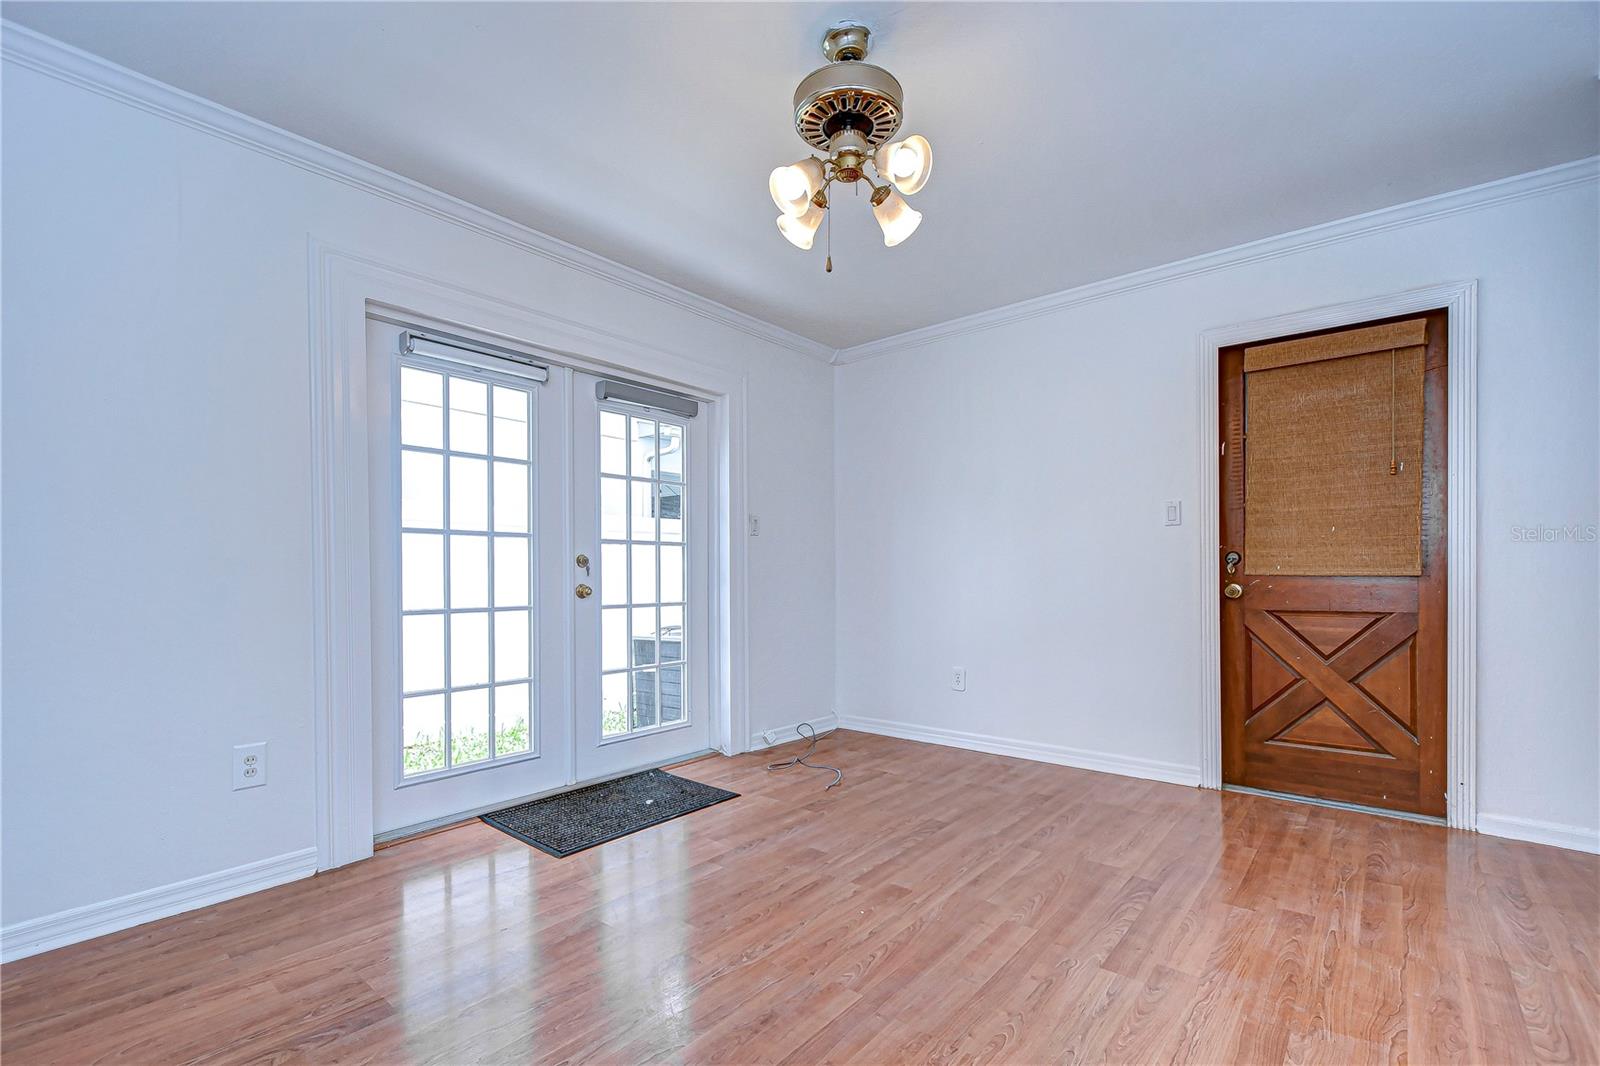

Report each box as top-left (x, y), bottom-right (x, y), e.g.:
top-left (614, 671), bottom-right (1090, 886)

top-left (1164, 500), bottom-right (1183, 526)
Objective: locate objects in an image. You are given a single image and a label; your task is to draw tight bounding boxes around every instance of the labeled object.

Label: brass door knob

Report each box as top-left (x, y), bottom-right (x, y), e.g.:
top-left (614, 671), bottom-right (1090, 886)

top-left (575, 583), bottom-right (593, 599)
top-left (1223, 582), bottom-right (1243, 600)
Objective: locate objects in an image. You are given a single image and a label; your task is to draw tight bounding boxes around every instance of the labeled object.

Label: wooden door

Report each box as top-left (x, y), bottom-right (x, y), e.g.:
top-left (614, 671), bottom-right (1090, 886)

top-left (1220, 309), bottom-right (1446, 816)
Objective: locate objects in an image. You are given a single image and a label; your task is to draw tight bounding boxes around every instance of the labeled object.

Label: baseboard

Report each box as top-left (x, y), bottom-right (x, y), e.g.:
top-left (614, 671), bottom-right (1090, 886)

top-left (373, 748), bottom-right (721, 845)
top-left (836, 714), bottom-right (1202, 788)
top-left (839, 715), bottom-right (1596, 853)
top-left (1475, 813), bottom-right (1600, 855)
top-left (749, 712), bottom-right (840, 751)
top-left (1, 848), bottom-right (319, 964)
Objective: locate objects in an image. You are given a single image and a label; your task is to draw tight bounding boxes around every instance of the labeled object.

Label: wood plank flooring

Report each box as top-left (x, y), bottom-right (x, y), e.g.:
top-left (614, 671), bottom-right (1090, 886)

top-left (3, 731), bottom-right (1596, 1063)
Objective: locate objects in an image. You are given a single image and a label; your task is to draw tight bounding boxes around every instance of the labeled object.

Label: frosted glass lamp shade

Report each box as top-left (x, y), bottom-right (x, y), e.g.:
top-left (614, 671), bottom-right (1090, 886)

top-left (776, 202), bottom-right (825, 250)
top-left (873, 134), bottom-right (932, 195)
top-left (768, 158), bottom-right (826, 217)
top-left (871, 188), bottom-right (922, 247)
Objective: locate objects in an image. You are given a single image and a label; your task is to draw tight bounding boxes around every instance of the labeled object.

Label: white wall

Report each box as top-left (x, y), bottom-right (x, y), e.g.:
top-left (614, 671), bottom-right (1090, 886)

top-left (835, 175), bottom-right (1600, 850)
top-left (1, 58), bottom-right (835, 932)
top-left (4, 28), bottom-right (1596, 963)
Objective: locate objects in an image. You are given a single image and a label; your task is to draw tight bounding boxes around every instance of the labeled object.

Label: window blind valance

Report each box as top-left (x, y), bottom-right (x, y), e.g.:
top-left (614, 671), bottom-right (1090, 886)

top-left (595, 379), bottom-right (700, 419)
top-left (1243, 318), bottom-right (1427, 373)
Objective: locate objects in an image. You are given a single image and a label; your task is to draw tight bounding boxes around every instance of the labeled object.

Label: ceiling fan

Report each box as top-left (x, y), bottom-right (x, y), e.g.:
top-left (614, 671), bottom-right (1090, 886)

top-left (768, 22), bottom-right (933, 271)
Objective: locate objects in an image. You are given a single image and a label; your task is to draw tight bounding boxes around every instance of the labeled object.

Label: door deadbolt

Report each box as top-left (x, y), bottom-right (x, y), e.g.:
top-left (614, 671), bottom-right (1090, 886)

top-left (575, 583), bottom-right (593, 599)
top-left (1224, 550), bottom-right (1241, 575)
top-left (576, 553), bottom-right (590, 575)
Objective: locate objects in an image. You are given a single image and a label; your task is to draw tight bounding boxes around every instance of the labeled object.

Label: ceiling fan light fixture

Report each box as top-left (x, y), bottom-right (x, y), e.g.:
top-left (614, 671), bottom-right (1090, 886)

top-left (872, 187), bottom-right (922, 247)
top-left (874, 134), bottom-right (932, 195)
top-left (769, 157), bottom-right (826, 217)
top-left (767, 21), bottom-right (934, 269)
top-left (776, 201), bottom-right (826, 250)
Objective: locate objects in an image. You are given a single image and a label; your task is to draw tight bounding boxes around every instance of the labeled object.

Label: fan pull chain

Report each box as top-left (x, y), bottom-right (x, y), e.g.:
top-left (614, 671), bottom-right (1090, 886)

top-left (825, 196), bottom-right (833, 274)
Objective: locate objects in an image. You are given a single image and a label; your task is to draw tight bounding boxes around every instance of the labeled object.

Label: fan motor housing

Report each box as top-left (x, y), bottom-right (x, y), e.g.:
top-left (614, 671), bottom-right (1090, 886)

top-left (791, 60), bottom-right (904, 152)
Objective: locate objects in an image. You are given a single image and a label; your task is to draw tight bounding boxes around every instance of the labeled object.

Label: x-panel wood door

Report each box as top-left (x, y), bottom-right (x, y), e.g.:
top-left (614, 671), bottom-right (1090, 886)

top-left (1220, 309), bottom-right (1447, 817)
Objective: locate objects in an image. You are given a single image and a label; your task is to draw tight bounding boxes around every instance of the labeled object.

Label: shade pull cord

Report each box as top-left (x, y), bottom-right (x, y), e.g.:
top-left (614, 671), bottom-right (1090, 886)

top-left (1389, 347), bottom-right (1399, 475)
top-left (766, 722), bottom-right (842, 790)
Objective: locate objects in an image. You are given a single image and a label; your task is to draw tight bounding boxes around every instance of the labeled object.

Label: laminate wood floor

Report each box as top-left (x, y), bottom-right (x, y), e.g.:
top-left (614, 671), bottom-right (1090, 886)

top-left (3, 731), bottom-right (1596, 1064)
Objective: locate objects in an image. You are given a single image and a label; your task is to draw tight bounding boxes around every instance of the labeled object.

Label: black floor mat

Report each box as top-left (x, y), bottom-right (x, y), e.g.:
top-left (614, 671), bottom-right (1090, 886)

top-left (481, 768), bottom-right (738, 857)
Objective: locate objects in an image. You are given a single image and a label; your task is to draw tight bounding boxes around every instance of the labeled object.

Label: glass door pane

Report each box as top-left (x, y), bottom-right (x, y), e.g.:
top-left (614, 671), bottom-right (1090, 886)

top-left (573, 373), bottom-right (709, 781)
top-left (396, 362), bottom-right (539, 778)
top-left (367, 318), bottom-right (572, 837)
top-left (597, 409), bottom-right (690, 739)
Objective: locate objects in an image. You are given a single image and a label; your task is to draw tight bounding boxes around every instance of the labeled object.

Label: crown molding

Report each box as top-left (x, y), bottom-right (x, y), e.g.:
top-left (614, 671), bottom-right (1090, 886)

top-left (0, 20), bottom-right (837, 365)
top-left (833, 155), bottom-right (1600, 365)
top-left (6, 21), bottom-right (1594, 369)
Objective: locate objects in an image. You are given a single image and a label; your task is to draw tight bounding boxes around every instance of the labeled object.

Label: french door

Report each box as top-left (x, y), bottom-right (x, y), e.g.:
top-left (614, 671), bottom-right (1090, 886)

top-left (367, 321), bottom-right (711, 836)
top-left (570, 372), bottom-right (711, 781)
top-left (366, 320), bottom-right (572, 834)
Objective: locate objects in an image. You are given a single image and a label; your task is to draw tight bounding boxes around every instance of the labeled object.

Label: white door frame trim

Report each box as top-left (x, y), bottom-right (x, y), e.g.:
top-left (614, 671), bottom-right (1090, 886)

top-left (309, 241), bottom-right (751, 870)
top-left (1194, 280), bottom-right (1478, 830)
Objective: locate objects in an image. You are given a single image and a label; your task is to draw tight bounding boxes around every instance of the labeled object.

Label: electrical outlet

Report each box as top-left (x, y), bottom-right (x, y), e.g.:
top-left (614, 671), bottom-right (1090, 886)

top-left (233, 742), bottom-right (267, 790)
top-left (952, 667), bottom-right (967, 692)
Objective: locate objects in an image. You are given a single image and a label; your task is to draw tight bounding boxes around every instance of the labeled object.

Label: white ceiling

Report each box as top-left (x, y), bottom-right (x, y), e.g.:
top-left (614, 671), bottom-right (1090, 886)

top-left (6, 2), bottom-right (1596, 350)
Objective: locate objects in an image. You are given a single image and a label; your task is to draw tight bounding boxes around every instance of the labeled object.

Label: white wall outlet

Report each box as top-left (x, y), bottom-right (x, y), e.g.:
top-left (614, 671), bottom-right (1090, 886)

top-left (233, 742), bottom-right (267, 790)
top-left (748, 514), bottom-right (761, 536)
top-left (1164, 500), bottom-right (1183, 526)
top-left (952, 667), bottom-right (967, 692)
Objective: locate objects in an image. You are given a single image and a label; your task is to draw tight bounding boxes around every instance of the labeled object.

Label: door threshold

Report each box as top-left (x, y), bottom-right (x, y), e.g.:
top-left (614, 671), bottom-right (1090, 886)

top-left (374, 748), bottom-right (722, 847)
top-left (663, 750), bottom-right (722, 771)
top-left (1223, 785), bottom-right (1446, 827)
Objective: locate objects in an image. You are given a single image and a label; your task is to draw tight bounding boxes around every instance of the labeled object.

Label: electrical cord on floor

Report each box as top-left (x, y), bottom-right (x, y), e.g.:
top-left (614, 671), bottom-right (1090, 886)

top-left (765, 721), bottom-right (843, 790)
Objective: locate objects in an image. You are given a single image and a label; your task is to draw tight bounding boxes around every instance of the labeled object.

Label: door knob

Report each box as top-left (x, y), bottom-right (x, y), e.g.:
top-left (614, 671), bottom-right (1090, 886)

top-left (575, 583), bottom-right (593, 599)
top-left (1223, 582), bottom-right (1243, 600)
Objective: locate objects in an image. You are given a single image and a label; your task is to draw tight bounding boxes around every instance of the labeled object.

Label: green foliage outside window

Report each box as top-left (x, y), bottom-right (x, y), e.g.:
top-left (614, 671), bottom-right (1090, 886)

top-left (602, 700), bottom-right (628, 736)
top-left (403, 719), bottom-right (529, 776)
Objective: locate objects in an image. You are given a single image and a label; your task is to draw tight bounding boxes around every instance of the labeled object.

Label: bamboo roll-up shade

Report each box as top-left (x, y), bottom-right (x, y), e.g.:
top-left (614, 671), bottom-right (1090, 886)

top-left (1243, 318), bottom-right (1426, 372)
top-left (1243, 319), bottom-right (1427, 576)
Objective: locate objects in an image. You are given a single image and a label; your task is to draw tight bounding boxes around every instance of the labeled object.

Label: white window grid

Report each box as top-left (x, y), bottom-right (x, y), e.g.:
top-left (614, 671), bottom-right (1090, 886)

top-left (598, 405), bottom-right (690, 742)
top-left (395, 356), bottom-right (540, 782)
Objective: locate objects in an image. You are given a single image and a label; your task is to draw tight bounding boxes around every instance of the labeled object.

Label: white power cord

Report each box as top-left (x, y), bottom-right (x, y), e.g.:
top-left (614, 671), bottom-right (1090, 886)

top-left (765, 721), bottom-right (843, 790)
